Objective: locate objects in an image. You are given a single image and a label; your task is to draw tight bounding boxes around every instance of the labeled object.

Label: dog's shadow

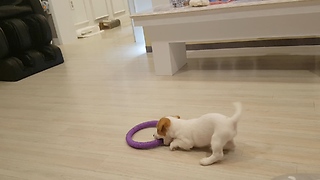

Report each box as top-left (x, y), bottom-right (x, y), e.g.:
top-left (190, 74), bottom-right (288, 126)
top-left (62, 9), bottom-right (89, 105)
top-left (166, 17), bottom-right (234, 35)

top-left (168, 142), bottom-right (261, 165)
top-left (191, 146), bottom-right (235, 155)
top-left (186, 143), bottom-right (254, 165)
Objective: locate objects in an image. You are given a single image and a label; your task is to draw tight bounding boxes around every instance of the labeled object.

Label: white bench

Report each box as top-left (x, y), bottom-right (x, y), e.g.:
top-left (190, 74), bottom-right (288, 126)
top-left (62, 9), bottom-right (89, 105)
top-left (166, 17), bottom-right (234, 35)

top-left (131, 0), bottom-right (320, 75)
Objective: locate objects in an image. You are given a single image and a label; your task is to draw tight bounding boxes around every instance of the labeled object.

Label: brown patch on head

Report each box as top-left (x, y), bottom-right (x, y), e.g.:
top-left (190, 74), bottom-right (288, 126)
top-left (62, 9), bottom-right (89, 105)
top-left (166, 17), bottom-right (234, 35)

top-left (157, 117), bottom-right (171, 136)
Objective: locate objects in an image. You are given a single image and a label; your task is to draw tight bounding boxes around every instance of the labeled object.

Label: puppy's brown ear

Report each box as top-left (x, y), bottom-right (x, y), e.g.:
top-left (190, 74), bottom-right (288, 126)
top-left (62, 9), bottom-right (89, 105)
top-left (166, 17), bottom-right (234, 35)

top-left (157, 118), bottom-right (171, 136)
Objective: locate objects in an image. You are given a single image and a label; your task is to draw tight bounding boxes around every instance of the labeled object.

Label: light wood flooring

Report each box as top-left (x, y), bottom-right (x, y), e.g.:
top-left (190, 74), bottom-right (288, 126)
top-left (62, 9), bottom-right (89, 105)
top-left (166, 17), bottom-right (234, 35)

top-left (0, 21), bottom-right (320, 180)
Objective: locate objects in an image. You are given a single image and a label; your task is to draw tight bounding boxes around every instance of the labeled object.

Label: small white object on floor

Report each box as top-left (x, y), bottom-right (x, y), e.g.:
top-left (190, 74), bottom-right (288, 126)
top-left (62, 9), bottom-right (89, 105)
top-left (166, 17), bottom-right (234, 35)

top-left (76, 26), bottom-right (104, 38)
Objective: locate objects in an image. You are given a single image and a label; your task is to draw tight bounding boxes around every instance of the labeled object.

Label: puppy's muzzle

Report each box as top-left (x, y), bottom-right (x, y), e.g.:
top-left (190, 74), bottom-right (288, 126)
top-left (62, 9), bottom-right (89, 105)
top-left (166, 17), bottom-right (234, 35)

top-left (153, 134), bottom-right (161, 140)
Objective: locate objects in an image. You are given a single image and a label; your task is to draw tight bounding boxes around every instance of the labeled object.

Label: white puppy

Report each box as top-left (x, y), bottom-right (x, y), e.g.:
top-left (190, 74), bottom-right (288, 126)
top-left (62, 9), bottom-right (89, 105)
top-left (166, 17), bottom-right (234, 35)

top-left (153, 102), bottom-right (242, 166)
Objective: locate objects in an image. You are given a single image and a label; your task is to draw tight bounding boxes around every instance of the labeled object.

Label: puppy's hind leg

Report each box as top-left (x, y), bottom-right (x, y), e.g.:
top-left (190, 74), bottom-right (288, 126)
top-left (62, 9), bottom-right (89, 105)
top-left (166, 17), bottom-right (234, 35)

top-left (200, 134), bottom-right (228, 166)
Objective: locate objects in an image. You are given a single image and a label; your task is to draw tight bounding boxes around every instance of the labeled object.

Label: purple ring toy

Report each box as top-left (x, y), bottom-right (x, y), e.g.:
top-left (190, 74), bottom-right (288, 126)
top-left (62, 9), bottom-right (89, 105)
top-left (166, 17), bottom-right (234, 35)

top-left (126, 120), bottom-right (163, 149)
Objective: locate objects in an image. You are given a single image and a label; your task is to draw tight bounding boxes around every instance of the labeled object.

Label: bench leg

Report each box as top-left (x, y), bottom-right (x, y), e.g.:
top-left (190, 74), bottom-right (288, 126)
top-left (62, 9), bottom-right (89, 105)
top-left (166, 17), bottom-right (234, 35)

top-left (152, 41), bottom-right (187, 75)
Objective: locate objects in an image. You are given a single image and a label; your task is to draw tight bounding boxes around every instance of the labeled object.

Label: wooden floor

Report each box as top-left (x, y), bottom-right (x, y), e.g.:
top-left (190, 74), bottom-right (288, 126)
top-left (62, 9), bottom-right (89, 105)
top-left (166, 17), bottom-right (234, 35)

top-left (0, 20), bottom-right (320, 180)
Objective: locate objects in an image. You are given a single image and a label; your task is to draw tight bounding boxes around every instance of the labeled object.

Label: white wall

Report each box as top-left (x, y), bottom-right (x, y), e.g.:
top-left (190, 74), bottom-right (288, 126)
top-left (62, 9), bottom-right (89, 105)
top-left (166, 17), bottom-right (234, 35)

top-left (128, 0), bottom-right (170, 43)
top-left (128, 0), bottom-right (153, 43)
top-left (49, 0), bottom-right (77, 45)
top-left (71, 0), bottom-right (130, 31)
top-left (49, 0), bottom-right (130, 45)
top-left (133, 0), bottom-right (152, 13)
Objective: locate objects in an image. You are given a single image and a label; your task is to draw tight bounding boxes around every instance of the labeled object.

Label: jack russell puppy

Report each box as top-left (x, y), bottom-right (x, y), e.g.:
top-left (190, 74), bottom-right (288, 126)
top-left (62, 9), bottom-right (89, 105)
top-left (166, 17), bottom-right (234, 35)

top-left (153, 102), bottom-right (242, 166)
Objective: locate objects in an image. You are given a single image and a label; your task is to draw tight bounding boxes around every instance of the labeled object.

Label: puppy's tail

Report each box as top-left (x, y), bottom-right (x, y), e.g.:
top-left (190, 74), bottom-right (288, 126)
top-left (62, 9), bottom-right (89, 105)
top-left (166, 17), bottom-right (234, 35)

top-left (229, 102), bottom-right (242, 124)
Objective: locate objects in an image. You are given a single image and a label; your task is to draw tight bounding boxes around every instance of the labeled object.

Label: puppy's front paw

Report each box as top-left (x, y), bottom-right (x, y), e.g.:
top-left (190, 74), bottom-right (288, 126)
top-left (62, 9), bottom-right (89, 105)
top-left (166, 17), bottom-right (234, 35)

top-left (199, 157), bottom-right (212, 166)
top-left (169, 143), bottom-right (178, 151)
